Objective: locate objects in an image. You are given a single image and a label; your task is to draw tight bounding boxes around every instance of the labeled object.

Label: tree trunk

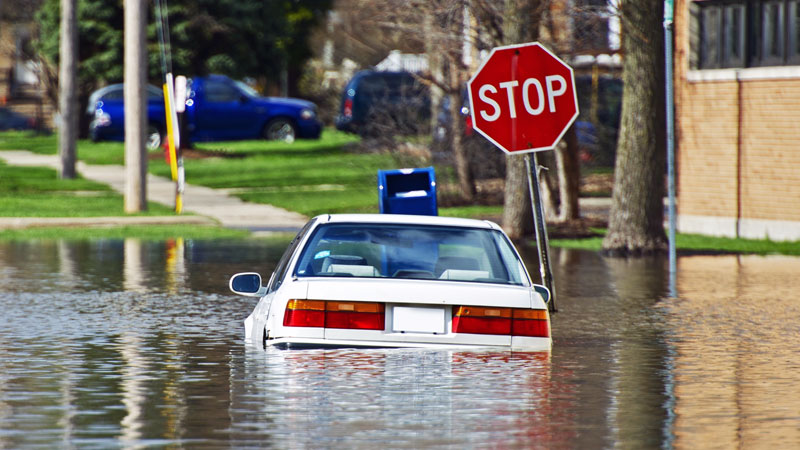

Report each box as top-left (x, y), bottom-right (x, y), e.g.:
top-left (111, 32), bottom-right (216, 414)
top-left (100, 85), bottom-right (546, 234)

top-left (448, 6), bottom-right (476, 202)
top-left (58, 0), bottom-right (78, 179)
top-left (503, 155), bottom-right (534, 239)
top-left (602, 0), bottom-right (667, 255)
top-left (536, 150), bottom-right (559, 221)
top-left (556, 126), bottom-right (580, 221)
top-left (450, 83), bottom-right (476, 202)
top-left (501, 0), bottom-right (540, 238)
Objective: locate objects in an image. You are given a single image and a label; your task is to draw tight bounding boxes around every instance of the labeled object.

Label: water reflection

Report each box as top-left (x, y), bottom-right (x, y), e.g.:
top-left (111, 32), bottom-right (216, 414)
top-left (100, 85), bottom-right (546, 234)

top-left (236, 349), bottom-right (566, 448)
top-left (668, 255), bottom-right (800, 449)
top-left (0, 239), bottom-right (798, 447)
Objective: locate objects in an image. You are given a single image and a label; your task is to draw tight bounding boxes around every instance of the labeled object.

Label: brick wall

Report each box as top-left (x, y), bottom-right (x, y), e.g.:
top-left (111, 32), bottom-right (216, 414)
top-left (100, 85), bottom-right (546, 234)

top-left (677, 80), bottom-right (739, 220)
top-left (674, 0), bottom-right (800, 240)
top-left (739, 80), bottom-right (800, 221)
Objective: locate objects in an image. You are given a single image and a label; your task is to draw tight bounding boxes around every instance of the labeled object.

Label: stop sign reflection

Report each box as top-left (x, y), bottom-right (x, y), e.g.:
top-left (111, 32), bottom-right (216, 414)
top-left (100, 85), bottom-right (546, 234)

top-left (467, 42), bottom-right (578, 154)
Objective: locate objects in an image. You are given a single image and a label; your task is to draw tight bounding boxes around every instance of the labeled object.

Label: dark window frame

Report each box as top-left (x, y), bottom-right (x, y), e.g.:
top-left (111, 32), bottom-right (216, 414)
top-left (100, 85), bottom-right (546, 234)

top-left (694, 0), bottom-right (800, 69)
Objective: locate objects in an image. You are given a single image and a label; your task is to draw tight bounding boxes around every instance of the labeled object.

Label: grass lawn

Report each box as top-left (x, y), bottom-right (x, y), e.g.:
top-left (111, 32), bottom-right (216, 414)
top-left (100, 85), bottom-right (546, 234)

top-left (3, 129), bottom-right (800, 255)
top-left (150, 130), bottom-right (389, 216)
top-left (0, 225), bottom-right (250, 241)
top-left (0, 130), bottom-right (134, 165)
top-left (550, 230), bottom-right (800, 256)
top-left (0, 129), bottom-right (481, 218)
top-left (0, 160), bottom-right (175, 217)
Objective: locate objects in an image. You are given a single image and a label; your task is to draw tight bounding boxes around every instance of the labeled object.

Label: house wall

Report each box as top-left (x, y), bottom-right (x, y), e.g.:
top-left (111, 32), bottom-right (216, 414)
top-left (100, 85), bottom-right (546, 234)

top-left (674, 0), bottom-right (800, 241)
top-left (0, 24), bottom-right (14, 101)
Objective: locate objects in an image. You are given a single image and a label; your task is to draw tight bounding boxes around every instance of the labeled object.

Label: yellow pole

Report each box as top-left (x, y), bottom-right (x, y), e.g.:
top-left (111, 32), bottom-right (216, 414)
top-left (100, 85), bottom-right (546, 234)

top-left (162, 81), bottom-right (178, 182)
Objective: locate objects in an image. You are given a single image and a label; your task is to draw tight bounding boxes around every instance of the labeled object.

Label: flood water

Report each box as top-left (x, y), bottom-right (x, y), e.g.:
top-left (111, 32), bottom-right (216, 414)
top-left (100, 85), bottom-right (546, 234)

top-left (1, 238), bottom-right (799, 448)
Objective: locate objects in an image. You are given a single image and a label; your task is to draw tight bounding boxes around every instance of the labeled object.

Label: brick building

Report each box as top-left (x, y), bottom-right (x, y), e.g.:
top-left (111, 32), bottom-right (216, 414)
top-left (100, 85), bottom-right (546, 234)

top-left (0, 0), bottom-right (51, 129)
top-left (675, 0), bottom-right (800, 241)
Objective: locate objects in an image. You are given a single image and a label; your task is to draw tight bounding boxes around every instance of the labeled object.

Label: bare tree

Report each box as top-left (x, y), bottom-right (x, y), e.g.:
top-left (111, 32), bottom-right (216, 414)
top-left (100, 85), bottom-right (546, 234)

top-left (497, 0), bottom-right (543, 239)
top-left (324, 0), bottom-right (590, 218)
top-left (602, 0), bottom-right (667, 254)
top-left (58, 0), bottom-right (77, 179)
top-left (331, 0), bottom-right (479, 201)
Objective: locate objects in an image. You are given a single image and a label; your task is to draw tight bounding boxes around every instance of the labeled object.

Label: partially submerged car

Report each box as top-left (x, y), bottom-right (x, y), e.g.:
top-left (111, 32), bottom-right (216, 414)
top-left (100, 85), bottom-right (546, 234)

top-left (229, 214), bottom-right (551, 351)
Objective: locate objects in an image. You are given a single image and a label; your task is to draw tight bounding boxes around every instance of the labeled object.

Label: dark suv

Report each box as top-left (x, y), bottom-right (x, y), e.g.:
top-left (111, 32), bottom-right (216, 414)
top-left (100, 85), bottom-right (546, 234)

top-left (335, 70), bottom-right (430, 136)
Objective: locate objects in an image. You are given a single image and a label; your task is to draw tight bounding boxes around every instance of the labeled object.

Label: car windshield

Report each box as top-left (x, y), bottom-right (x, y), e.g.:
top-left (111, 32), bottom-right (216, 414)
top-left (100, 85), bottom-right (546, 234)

top-left (294, 223), bottom-right (529, 286)
top-left (234, 80), bottom-right (260, 98)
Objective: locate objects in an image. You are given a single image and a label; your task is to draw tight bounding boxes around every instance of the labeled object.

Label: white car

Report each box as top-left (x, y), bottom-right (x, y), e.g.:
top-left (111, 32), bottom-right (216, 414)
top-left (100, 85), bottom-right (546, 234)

top-left (229, 214), bottom-right (552, 351)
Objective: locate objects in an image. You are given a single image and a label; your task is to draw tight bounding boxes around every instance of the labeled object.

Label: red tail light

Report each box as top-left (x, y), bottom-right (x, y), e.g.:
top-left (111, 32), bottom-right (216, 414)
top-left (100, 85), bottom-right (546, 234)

top-left (452, 306), bottom-right (511, 335)
top-left (343, 98), bottom-right (353, 118)
top-left (284, 300), bottom-right (385, 330)
top-left (453, 306), bottom-right (549, 338)
top-left (326, 301), bottom-right (385, 330)
top-left (283, 300), bottom-right (325, 327)
top-left (511, 309), bottom-right (550, 337)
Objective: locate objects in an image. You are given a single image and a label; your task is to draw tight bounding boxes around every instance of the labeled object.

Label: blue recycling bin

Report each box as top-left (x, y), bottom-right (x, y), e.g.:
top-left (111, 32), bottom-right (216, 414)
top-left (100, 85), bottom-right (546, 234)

top-left (378, 167), bottom-right (437, 216)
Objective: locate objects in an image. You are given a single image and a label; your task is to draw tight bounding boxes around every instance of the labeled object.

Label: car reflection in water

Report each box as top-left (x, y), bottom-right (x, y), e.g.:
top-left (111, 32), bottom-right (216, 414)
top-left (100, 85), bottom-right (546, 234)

top-left (236, 347), bottom-right (572, 448)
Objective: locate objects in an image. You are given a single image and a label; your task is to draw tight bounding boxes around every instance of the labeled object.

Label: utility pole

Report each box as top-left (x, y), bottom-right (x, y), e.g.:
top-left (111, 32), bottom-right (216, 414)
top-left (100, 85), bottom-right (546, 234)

top-left (124, 0), bottom-right (147, 212)
top-left (58, 0), bottom-right (77, 179)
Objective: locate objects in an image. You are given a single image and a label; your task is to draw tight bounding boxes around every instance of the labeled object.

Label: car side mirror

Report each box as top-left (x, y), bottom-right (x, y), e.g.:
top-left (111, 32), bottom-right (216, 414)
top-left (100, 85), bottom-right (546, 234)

top-left (534, 284), bottom-right (550, 304)
top-left (229, 272), bottom-right (267, 297)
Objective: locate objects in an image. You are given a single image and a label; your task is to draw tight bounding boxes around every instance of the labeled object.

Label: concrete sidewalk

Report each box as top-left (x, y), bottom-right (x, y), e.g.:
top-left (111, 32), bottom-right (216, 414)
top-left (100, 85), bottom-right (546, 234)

top-left (0, 150), bottom-right (308, 233)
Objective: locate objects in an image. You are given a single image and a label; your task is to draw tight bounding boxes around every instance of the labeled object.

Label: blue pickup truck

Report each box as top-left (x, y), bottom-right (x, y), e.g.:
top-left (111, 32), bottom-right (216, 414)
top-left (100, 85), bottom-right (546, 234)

top-left (89, 74), bottom-right (323, 148)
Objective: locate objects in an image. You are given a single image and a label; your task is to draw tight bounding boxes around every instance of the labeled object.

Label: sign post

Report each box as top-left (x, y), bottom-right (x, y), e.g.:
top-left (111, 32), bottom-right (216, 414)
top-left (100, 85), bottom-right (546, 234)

top-left (468, 42), bottom-right (579, 312)
top-left (664, 0), bottom-right (678, 297)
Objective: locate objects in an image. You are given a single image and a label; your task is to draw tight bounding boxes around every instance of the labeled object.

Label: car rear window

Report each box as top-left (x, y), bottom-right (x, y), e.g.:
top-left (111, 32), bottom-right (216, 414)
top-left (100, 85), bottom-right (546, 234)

top-left (294, 223), bottom-right (529, 285)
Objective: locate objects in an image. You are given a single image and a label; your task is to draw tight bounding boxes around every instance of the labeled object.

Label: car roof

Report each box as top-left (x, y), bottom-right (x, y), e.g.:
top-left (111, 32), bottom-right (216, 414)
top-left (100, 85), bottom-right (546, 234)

top-left (314, 214), bottom-right (502, 231)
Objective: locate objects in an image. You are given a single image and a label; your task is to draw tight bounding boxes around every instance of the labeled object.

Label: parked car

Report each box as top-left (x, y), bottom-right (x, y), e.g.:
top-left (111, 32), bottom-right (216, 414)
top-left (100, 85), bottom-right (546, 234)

top-left (0, 106), bottom-right (38, 131)
top-left (229, 214), bottom-right (552, 351)
top-left (335, 70), bottom-right (430, 136)
top-left (88, 83), bottom-right (165, 149)
top-left (88, 74), bottom-right (323, 148)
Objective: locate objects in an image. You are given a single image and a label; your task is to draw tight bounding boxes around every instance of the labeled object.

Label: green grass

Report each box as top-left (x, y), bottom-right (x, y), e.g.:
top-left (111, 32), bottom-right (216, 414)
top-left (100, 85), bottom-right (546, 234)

top-left (0, 130), bottom-right (138, 165)
top-left (0, 130), bottom-right (59, 154)
top-left (550, 229), bottom-right (800, 256)
top-left (147, 129), bottom-right (401, 217)
top-left (0, 225), bottom-right (251, 241)
top-left (0, 161), bottom-right (175, 217)
top-left (5, 129), bottom-right (800, 256)
top-left (439, 205), bottom-right (503, 219)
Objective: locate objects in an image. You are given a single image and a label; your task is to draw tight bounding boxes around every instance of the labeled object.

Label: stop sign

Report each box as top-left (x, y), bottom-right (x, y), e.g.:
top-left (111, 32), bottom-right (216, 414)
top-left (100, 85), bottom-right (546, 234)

top-left (467, 42), bottom-right (578, 154)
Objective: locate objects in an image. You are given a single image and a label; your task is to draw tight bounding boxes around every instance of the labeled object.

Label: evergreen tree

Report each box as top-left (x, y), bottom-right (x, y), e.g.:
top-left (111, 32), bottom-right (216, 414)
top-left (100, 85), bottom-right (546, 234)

top-left (33, 0), bottom-right (331, 95)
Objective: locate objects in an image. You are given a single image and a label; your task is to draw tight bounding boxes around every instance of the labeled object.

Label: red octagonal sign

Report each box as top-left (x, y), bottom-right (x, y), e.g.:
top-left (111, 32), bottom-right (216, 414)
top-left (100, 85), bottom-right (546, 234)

top-left (468, 42), bottom-right (578, 154)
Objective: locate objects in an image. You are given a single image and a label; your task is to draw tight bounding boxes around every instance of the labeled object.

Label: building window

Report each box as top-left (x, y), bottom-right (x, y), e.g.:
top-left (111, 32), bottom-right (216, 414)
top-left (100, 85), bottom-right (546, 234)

top-left (694, 0), bottom-right (800, 68)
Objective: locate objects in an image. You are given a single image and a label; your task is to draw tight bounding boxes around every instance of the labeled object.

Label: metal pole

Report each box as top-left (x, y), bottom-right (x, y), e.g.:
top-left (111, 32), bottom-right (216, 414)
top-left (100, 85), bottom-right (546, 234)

top-left (665, 1), bottom-right (677, 297)
top-left (526, 153), bottom-right (557, 312)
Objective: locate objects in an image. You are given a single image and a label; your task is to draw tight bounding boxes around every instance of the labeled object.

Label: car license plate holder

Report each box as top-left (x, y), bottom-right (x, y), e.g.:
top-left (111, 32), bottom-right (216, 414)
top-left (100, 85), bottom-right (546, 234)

top-left (392, 306), bottom-right (445, 334)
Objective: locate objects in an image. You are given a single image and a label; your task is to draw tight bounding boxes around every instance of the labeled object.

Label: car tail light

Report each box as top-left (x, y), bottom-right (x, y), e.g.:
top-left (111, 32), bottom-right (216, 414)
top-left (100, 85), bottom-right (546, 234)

top-left (452, 306), bottom-right (549, 338)
top-left (283, 299), bottom-right (325, 327)
top-left (343, 98), bottom-right (353, 118)
top-left (452, 306), bottom-right (511, 335)
top-left (511, 309), bottom-right (550, 337)
top-left (284, 300), bottom-right (385, 330)
top-left (326, 301), bottom-right (385, 330)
